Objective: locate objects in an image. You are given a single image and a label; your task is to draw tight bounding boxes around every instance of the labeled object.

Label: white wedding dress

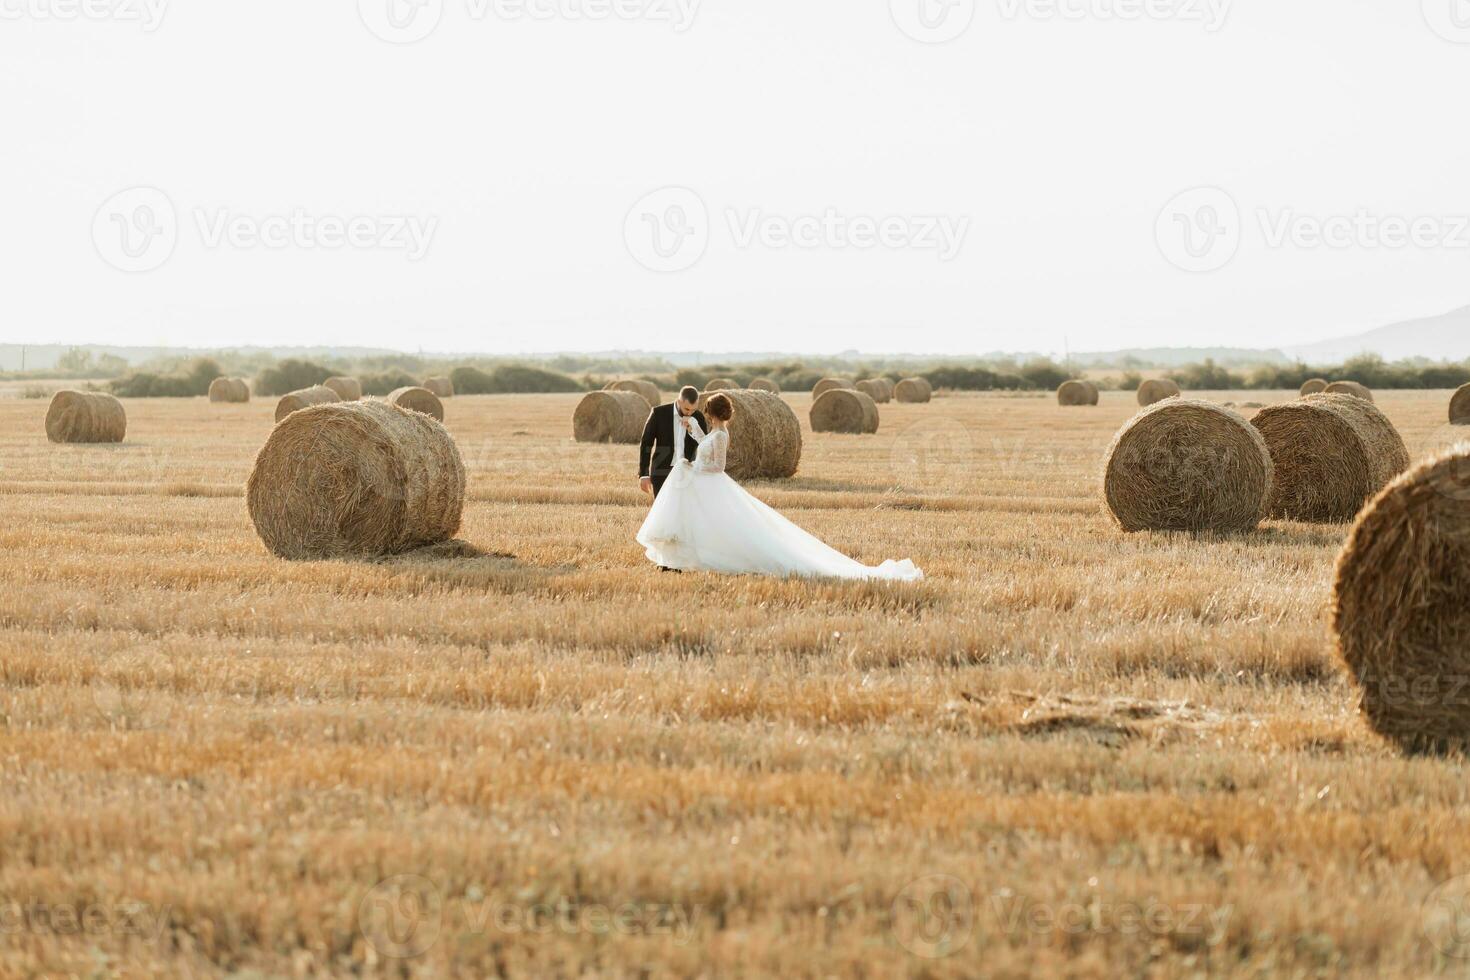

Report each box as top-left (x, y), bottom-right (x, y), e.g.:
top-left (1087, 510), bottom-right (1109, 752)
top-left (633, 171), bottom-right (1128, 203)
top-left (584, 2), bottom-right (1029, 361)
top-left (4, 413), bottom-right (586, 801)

top-left (637, 421), bottom-right (923, 581)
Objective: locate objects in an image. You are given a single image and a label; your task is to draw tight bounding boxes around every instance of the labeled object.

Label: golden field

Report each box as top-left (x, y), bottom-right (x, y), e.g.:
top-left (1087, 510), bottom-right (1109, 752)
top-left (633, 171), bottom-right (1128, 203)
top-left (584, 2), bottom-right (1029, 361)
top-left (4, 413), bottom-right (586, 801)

top-left (2, 388), bottom-right (1470, 978)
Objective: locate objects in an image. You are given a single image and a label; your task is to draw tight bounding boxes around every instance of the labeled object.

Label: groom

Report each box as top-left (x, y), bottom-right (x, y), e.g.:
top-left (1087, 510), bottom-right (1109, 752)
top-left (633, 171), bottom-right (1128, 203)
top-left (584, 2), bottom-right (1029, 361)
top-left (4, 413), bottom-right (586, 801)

top-left (638, 385), bottom-right (707, 498)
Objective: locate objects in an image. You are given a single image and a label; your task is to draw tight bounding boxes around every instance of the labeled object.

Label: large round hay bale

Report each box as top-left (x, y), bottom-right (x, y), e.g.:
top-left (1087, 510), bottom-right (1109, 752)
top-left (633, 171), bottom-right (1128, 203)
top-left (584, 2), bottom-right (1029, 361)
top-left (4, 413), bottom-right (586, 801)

top-left (208, 377), bottom-right (250, 403)
top-left (696, 388), bottom-right (802, 479)
top-left (810, 388), bottom-right (879, 434)
top-left (323, 376), bottom-right (363, 401)
top-left (812, 378), bottom-right (854, 399)
top-left (1332, 445), bottom-right (1470, 753)
top-left (855, 379), bottom-right (889, 404)
top-left (608, 379), bottom-right (661, 408)
top-left (874, 378), bottom-right (895, 402)
top-left (1057, 380), bottom-right (1099, 407)
top-left (387, 386), bottom-right (445, 423)
top-left (893, 378), bottom-right (932, 403)
top-left (1449, 384), bottom-right (1470, 425)
top-left (1249, 394), bottom-right (1410, 523)
top-left (705, 378), bottom-right (739, 393)
top-left (45, 390), bottom-right (126, 444)
top-left (246, 400), bottom-right (465, 561)
top-left (573, 390), bottom-right (648, 444)
top-left (1136, 379), bottom-right (1182, 407)
top-left (1102, 400), bottom-right (1272, 533)
top-left (1300, 378), bottom-right (1329, 397)
top-left (1325, 380), bottom-right (1373, 402)
top-left (748, 377), bottom-right (781, 394)
top-left (422, 376), bottom-right (454, 398)
top-left (274, 386), bottom-right (341, 423)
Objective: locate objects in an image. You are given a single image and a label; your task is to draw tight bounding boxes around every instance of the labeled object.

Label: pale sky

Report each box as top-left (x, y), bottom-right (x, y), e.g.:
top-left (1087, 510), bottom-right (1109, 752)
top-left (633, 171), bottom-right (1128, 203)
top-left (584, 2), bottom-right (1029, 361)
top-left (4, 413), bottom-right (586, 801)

top-left (3, 0), bottom-right (1469, 356)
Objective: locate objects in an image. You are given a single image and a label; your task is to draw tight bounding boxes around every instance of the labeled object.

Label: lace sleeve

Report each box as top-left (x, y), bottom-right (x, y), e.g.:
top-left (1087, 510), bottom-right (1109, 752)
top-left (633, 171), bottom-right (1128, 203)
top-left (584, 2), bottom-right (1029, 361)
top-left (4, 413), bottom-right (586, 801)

top-left (706, 429), bottom-right (728, 474)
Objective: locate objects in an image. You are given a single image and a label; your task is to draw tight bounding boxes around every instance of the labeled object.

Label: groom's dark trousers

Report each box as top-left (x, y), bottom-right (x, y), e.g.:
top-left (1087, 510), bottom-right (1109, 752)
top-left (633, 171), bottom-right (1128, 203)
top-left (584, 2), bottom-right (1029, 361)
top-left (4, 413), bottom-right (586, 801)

top-left (639, 403), bottom-right (708, 497)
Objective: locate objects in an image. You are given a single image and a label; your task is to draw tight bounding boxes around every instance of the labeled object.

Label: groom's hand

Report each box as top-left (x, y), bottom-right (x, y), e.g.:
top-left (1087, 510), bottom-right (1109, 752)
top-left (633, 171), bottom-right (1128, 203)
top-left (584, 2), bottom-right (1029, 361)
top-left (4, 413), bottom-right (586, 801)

top-left (639, 476), bottom-right (652, 494)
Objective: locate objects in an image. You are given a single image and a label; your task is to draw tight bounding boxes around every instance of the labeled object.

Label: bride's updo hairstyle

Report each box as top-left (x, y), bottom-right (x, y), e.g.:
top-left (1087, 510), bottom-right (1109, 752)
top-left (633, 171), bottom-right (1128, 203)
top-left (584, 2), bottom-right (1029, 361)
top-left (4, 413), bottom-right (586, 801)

top-left (705, 393), bottom-right (734, 422)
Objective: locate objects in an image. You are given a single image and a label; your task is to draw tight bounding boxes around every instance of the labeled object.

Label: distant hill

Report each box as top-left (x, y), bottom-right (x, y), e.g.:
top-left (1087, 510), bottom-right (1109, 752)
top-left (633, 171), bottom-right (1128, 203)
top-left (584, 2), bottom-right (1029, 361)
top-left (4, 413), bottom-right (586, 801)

top-left (1068, 347), bottom-right (1290, 369)
top-left (0, 344), bottom-right (406, 372)
top-left (1285, 305), bottom-right (1470, 363)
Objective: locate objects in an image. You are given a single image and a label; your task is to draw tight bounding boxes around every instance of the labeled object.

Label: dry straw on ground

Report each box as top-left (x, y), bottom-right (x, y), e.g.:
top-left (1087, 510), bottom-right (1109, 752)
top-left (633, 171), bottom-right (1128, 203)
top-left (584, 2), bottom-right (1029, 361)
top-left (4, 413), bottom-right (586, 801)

top-left (1325, 380), bottom-right (1373, 402)
top-left (1450, 384), bottom-right (1470, 425)
top-left (1333, 444), bottom-right (1470, 753)
top-left (1057, 380), bottom-right (1099, 407)
top-left (207, 378), bottom-right (250, 403)
top-left (894, 377), bottom-right (932, 403)
top-left (422, 376), bottom-right (455, 398)
top-left (748, 377), bottom-right (780, 394)
top-left (274, 386), bottom-right (341, 423)
top-left (810, 388), bottom-right (879, 434)
top-left (1136, 378), bottom-right (1182, 406)
top-left (323, 377), bottom-right (362, 401)
top-left (246, 400), bottom-right (466, 561)
top-left (573, 390), bottom-right (649, 444)
top-left (44, 390), bottom-right (126, 444)
top-left (1102, 399), bottom-right (1273, 533)
top-left (812, 378), bottom-right (854, 399)
top-left (1300, 378), bottom-right (1329, 397)
top-left (696, 388), bottom-right (802, 479)
top-left (705, 378), bottom-right (739, 392)
top-left (605, 379), bottom-right (661, 408)
top-left (1250, 393), bottom-right (1410, 523)
top-left (387, 386), bottom-right (445, 422)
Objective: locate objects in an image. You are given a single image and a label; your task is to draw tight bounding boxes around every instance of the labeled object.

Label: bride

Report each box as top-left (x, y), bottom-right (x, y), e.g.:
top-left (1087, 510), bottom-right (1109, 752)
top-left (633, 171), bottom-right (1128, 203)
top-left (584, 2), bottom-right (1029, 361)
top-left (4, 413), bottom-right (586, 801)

top-left (636, 393), bottom-right (923, 580)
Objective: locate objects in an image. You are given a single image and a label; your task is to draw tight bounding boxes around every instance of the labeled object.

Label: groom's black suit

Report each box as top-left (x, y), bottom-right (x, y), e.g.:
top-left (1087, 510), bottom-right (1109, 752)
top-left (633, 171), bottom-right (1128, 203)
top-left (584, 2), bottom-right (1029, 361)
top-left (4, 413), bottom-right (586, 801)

top-left (639, 402), bottom-right (707, 497)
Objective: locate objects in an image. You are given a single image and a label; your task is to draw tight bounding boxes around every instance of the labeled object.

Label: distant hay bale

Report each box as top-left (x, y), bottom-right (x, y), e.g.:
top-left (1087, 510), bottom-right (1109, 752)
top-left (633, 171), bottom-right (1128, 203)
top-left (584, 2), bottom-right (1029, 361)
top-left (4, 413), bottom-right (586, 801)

top-left (274, 386), bottom-right (341, 424)
top-left (1325, 380), bottom-right (1373, 402)
top-left (855, 379), bottom-right (890, 403)
top-left (810, 388), bottom-right (879, 434)
top-left (1136, 379), bottom-right (1182, 407)
top-left (1300, 378), bottom-right (1329, 397)
top-left (323, 377), bottom-right (363, 401)
top-left (705, 378), bottom-right (740, 392)
top-left (208, 378), bottom-right (250, 403)
top-left (607, 379), bottom-right (661, 408)
top-left (1332, 445), bottom-right (1470, 753)
top-left (812, 378), bottom-right (854, 399)
top-left (422, 376), bottom-right (454, 398)
top-left (1450, 384), bottom-right (1470, 425)
top-left (45, 390), bottom-right (126, 444)
top-left (387, 386), bottom-right (445, 423)
top-left (1102, 399), bottom-right (1272, 534)
top-left (696, 388), bottom-right (801, 479)
top-left (874, 378), bottom-right (895, 402)
top-left (1249, 394), bottom-right (1410, 523)
top-left (1057, 380), bottom-right (1099, 407)
top-left (894, 378), bottom-right (932, 403)
top-left (573, 390), bottom-right (648, 444)
top-left (748, 377), bottom-right (781, 394)
top-left (246, 399), bottom-right (465, 561)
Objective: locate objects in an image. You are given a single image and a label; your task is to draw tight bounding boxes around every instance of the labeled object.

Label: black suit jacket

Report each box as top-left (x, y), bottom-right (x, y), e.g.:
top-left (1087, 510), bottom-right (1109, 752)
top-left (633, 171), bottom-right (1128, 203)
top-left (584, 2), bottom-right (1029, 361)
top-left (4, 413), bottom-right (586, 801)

top-left (639, 403), bottom-right (707, 488)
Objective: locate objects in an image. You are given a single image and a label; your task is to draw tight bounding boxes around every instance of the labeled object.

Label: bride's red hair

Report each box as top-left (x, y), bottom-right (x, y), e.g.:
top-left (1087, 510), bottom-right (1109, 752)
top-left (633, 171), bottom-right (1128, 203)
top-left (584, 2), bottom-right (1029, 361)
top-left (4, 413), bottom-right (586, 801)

top-left (705, 393), bottom-right (734, 421)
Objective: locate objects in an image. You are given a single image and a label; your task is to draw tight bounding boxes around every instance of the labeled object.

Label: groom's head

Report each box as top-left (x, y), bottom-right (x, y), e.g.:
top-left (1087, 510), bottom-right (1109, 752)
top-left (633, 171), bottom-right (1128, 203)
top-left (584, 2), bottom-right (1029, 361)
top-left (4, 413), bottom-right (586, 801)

top-left (677, 386), bottom-right (699, 415)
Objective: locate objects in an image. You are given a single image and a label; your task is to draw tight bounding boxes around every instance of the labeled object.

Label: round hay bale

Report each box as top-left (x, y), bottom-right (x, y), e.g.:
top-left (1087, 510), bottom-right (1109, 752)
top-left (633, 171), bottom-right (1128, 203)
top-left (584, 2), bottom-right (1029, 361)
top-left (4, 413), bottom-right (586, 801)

top-left (875, 378), bottom-right (895, 402)
top-left (1325, 380), bottom-right (1373, 402)
top-left (45, 390), bottom-right (126, 444)
top-left (893, 378), bottom-right (932, 404)
top-left (208, 377), bottom-right (250, 403)
top-left (1136, 379), bottom-right (1182, 407)
top-left (422, 376), bottom-right (454, 398)
top-left (1450, 384), bottom-right (1470, 425)
top-left (1332, 445), bottom-right (1470, 753)
top-left (748, 377), bottom-right (781, 394)
top-left (1102, 399), bottom-right (1272, 533)
top-left (573, 390), bottom-right (648, 444)
top-left (1300, 378), bottom-right (1329, 397)
top-left (608, 379), bottom-right (661, 408)
top-left (387, 386), bottom-right (445, 423)
top-left (696, 388), bottom-right (802, 479)
top-left (323, 376), bottom-right (363, 401)
top-left (275, 386), bottom-right (341, 424)
top-left (1057, 380), bottom-right (1099, 407)
top-left (246, 400), bottom-right (465, 561)
top-left (705, 378), bottom-right (740, 392)
top-left (810, 388), bottom-right (879, 434)
top-left (812, 378), bottom-right (854, 399)
top-left (855, 379), bottom-right (887, 403)
top-left (1249, 393), bottom-right (1410, 523)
